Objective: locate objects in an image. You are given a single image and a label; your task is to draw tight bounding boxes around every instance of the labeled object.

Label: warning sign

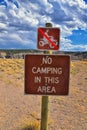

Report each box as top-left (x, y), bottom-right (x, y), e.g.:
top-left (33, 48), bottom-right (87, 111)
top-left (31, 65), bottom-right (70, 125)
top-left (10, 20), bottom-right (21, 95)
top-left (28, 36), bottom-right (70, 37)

top-left (37, 27), bottom-right (60, 50)
top-left (25, 54), bottom-right (70, 95)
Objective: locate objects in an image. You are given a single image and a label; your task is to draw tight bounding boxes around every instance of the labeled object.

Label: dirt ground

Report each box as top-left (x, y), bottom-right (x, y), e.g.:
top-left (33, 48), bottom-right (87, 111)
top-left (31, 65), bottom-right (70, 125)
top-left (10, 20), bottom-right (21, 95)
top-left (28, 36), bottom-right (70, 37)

top-left (0, 59), bottom-right (87, 130)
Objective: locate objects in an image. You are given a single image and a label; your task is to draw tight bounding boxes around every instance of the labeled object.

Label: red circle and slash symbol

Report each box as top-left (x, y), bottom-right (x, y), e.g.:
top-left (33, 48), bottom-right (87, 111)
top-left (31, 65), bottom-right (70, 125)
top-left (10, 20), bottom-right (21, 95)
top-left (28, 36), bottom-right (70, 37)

top-left (37, 27), bottom-right (60, 50)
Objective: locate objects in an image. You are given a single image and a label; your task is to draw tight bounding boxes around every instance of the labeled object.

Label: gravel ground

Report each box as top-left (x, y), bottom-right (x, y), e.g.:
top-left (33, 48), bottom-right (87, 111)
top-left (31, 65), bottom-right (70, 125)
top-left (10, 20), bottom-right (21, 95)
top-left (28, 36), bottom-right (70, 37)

top-left (0, 60), bottom-right (87, 130)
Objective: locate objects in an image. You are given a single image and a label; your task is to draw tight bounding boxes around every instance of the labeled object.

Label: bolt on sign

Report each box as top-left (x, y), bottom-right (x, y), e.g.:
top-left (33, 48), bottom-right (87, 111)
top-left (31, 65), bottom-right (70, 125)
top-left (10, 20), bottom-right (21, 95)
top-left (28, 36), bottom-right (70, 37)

top-left (25, 54), bottom-right (70, 95)
top-left (37, 27), bottom-right (60, 50)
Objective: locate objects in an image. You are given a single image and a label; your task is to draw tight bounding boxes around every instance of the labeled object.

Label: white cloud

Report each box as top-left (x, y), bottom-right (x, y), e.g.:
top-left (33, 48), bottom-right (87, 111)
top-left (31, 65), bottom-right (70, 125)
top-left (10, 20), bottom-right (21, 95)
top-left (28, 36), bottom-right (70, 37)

top-left (0, 23), bottom-right (8, 29)
top-left (9, 9), bottom-right (17, 17)
top-left (60, 25), bottom-right (73, 37)
top-left (61, 43), bottom-right (87, 51)
top-left (0, 12), bottom-right (8, 20)
top-left (42, 0), bottom-right (53, 13)
top-left (9, 33), bottom-right (23, 42)
top-left (0, 0), bottom-right (87, 50)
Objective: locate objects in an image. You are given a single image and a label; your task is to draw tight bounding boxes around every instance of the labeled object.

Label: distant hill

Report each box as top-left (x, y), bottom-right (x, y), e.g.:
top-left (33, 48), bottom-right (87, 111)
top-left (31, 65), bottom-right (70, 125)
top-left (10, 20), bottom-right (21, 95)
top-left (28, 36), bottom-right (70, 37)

top-left (0, 49), bottom-right (87, 60)
top-left (64, 51), bottom-right (87, 60)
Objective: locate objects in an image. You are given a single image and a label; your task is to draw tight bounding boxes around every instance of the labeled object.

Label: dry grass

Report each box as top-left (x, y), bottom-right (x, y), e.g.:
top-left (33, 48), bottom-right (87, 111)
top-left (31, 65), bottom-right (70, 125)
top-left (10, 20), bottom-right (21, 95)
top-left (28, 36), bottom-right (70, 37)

top-left (0, 59), bottom-right (24, 74)
top-left (22, 119), bottom-right (40, 130)
top-left (0, 59), bottom-right (86, 75)
top-left (70, 61), bottom-right (79, 75)
top-left (0, 58), bottom-right (81, 78)
top-left (0, 59), bottom-right (24, 86)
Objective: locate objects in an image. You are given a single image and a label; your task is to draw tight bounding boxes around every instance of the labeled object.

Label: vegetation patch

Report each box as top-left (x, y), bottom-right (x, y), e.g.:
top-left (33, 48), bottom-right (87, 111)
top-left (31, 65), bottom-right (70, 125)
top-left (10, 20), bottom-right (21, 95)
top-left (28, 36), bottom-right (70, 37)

top-left (22, 119), bottom-right (40, 130)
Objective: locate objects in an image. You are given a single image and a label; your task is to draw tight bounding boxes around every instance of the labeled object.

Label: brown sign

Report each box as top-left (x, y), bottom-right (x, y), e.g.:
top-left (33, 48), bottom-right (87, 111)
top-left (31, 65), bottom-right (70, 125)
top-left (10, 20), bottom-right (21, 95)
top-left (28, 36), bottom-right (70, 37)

top-left (25, 54), bottom-right (70, 95)
top-left (37, 27), bottom-right (60, 50)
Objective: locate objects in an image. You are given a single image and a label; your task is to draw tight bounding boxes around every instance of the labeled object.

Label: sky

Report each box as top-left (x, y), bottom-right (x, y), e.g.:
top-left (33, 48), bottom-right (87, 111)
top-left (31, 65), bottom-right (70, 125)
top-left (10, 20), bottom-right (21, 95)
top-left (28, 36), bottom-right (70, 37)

top-left (0, 0), bottom-right (87, 51)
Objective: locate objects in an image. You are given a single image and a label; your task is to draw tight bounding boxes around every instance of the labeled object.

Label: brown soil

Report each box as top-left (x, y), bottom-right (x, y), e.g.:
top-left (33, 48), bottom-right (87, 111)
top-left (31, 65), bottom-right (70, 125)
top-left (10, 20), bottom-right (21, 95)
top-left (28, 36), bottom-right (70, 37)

top-left (0, 60), bottom-right (87, 130)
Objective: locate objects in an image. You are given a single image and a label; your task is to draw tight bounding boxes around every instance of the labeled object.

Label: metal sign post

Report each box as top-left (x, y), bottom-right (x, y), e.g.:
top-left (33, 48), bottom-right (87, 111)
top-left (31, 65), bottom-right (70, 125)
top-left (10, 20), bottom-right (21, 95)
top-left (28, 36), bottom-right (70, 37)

top-left (40, 45), bottom-right (53, 130)
top-left (41, 23), bottom-right (53, 130)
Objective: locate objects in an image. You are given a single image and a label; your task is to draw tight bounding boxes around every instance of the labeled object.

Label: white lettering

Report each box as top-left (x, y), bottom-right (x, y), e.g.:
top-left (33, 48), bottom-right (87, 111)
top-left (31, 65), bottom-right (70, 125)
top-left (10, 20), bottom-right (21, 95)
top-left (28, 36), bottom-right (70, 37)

top-left (58, 68), bottom-right (62, 74)
top-left (44, 77), bottom-right (59, 84)
top-left (32, 67), bottom-right (37, 74)
top-left (32, 67), bottom-right (63, 74)
top-left (34, 76), bottom-right (41, 83)
top-left (42, 56), bottom-right (52, 64)
top-left (37, 86), bottom-right (42, 92)
top-left (51, 87), bottom-right (56, 93)
top-left (37, 86), bottom-right (56, 93)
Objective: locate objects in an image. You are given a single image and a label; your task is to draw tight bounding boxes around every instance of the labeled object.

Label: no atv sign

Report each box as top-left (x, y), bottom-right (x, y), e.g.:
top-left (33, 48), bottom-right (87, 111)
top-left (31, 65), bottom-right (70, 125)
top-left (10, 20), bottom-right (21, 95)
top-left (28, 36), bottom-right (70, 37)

top-left (37, 27), bottom-right (60, 50)
top-left (25, 54), bottom-right (70, 95)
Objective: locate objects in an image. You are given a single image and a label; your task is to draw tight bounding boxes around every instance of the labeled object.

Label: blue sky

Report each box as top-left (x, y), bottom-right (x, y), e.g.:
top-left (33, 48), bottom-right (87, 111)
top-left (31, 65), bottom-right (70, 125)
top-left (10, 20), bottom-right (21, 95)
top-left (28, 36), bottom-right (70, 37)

top-left (0, 0), bottom-right (87, 51)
